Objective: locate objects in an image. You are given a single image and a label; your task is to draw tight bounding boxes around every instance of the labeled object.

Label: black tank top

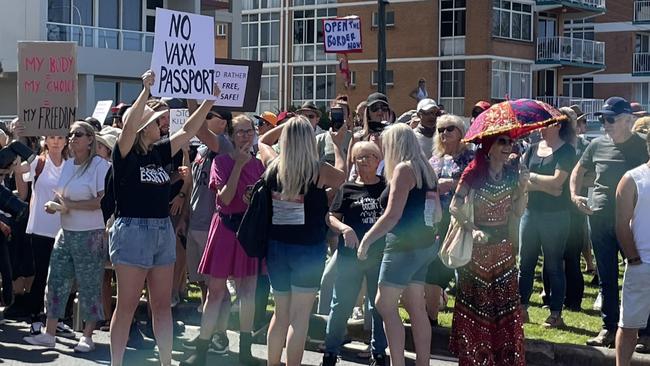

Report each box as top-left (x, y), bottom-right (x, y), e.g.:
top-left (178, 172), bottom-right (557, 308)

top-left (267, 169), bottom-right (329, 245)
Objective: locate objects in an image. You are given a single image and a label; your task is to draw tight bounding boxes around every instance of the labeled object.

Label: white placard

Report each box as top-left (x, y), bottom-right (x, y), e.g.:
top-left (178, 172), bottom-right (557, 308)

top-left (150, 8), bottom-right (217, 100)
top-left (214, 64), bottom-right (249, 108)
top-left (91, 100), bottom-right (113, 123)
top-left (322, 17), bottom-right (362, 53)
top-left (169, 108), bottom-right (200, 145)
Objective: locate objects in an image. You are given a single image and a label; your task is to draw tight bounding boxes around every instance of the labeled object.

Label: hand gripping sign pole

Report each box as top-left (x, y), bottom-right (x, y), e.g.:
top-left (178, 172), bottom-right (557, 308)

top-left (322, 16), bottom-right (362, 90)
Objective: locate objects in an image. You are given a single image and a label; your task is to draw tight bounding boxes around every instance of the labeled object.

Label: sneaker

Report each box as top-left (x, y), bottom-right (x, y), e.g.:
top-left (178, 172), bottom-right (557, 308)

top-left (370, 354), bottom-right (387, 366)
top-left (593, 292), bottom-right (603, 311)
top-left (74, 336), bottom-right (96, 353)
top-left (636, 335), bottom-right (650, 353)
top-left (543, 314), bottom-right (565, 328)
top-left (586, 329), bottom-right (615, 347)
top-left (24, 332), bottom-right (56, 347)
top-left (352, 306), bottom-right (364, 320)
top-left (210, 331), bottom-right (229, 354)
top-left (321, 353), bottom-right (337, 366)
top-left (183, 334), bottom-right (202, 350)
top-left (30, 321), bottom-right (44, 335)
top-left (56, 321), bottom-right (76, 339)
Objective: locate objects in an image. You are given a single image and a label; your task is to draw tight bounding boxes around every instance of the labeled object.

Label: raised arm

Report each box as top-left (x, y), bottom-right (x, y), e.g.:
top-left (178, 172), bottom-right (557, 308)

top-left (188, 99), bottom-right (222, 153)
top-left (117, 70), bottom-right (155, 158)
top-left (170, 86), bottom-right (219, 156)
top-left (259, 124), bottom-right (285, 146)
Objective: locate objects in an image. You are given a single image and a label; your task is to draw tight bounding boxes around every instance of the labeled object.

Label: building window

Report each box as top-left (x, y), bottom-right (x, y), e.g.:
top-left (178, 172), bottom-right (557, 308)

top-left (562, 19), bottom-right (595, 40)
top-left (492, 0), bottom-right (532, 42)
top-left (562, 77), bottom-right (593, 98)
top-left (243, 0), bottom-right (281, 10)
top-left (216, 23), bottom-right (228, 37)
top-left (258, 67), bottom-right (280, 113)
top-left (634, 83), bottom-right (650, 108)
top-left (371, 70), bottom-right (394, 86)
top-left (371, 11), bottom-right (395, 28)
top-left (491, 60), bottom-right (531, 100)
top-left (95, 79), bottom-right (141, 104)
top-left (293, 65), bottom-right (336, 108)
top-left (293, 8), bottom-right (337, 62)
top-left (636, 33), bottom-right (650, 53)
top-left (292, 0), bottom-right (337, 6)
top-left (440, 0), bottom-right (466, 56)
top-left (242, 12), bottom-right (280, 62)
top-left (439, 60), bottom-right (465, 115)
top-left (349, 71), bottom-right (357, 87)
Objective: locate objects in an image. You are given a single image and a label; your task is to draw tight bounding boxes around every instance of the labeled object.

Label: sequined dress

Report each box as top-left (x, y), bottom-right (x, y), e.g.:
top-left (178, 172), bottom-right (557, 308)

top-left (449, 171), bottom-right (526, 366)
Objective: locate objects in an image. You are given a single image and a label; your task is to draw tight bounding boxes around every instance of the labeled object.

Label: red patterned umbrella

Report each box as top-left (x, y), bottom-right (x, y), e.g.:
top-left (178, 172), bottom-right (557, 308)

top-left (463, 99), bottom-right (567, 143)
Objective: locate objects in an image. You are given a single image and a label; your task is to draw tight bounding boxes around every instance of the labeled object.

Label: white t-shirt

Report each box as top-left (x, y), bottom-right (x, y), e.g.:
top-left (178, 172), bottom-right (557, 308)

top-left (24, 154), bottom-right (64, 238)
top-left (56, 156), bottom-right (110, 231)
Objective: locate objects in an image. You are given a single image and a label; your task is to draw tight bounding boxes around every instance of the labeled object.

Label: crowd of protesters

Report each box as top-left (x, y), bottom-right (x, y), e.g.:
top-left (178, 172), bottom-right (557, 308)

top-left (0, 68), bottom-right (648, 366)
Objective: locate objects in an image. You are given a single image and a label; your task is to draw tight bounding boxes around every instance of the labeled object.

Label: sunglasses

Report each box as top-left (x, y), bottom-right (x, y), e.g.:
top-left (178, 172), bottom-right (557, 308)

top-left (355, 154), bottom-right (378, 162)
top-left (599, 115), bottom-right (618, 125)
top-left (369, 104), bottom-right (389, 113)
top-left (255, 119), bottom-right (270, 127)
top-left (68, 131), bottom-right (88, 139)
top-left (234, 128), bottom-right (255, 137)
top-left (437, 126), bottom-right (456, 134)
top-left (495, 137), bottom-right (514, 146)
top-left (207, 113), bottom-right (222, 120)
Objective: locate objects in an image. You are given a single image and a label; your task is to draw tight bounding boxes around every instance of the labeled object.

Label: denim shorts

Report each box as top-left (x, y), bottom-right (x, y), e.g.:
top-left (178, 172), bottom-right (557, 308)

top-left (379, 234), bottom-right (436, 288)
top-left (109, 217), bottom-right (176, 269)
top-left (266, 239), bottom-right (327, 294)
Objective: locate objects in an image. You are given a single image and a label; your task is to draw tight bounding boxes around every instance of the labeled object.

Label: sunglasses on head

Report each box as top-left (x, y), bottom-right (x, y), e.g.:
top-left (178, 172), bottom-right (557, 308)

top-left (68, 131), bottom-right (88, 139)
top-left (437, 125), bottom-right (456, 134)
top-left (369, 104), bottom-right (389, 113)
top-left (495, 136), bottom-right (514, 146)
top-left (599, 115), bottom-right (618, 125)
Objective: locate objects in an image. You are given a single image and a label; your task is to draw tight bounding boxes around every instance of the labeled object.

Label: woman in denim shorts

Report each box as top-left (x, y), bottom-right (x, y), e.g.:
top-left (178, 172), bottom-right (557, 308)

top-left (260, 116), bottom-right (345, 366)
top-left (357, 124), bottom-right (442, 366)
top-left (107, 70), bottom-right (218, 366)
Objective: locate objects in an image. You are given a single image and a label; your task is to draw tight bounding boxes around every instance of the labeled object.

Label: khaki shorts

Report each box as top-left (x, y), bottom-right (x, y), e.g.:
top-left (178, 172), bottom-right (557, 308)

top-left (619, 262), bottom-right (650, 329)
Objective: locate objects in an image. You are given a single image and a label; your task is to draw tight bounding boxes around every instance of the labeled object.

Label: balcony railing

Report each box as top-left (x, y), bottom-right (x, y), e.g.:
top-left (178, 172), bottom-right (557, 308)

top-left (537, 96), bottom-right (604, 121)
top-left (536, 36), bottom-right (605, 67)
top-left (634, 53), bottom-right (650, 75)
top-left (46, 22), bottom-right (154, 52)
top-left (635, 1), bottom-right (650, 22)
top-left (537, 0), bottom-right (605, 10)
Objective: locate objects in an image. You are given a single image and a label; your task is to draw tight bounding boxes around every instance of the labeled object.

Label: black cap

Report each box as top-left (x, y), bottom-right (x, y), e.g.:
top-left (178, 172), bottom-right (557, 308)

top-left (366, 92), bottom-right (389, 107)
top-left (209, 107), bottom-right (232, 122)
top-left (296, 101), bottom-right (322, 117)
top-left (594, 97), bottom-right (632, 117)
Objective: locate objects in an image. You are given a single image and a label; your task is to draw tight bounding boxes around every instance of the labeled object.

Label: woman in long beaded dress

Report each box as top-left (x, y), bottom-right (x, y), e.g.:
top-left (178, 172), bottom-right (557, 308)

top-left (448, 134), bottom-right (529, 366)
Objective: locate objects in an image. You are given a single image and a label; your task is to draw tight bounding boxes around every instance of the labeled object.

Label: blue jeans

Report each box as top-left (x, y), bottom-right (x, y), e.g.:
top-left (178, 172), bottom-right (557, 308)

top-left (325, 252), bottom-right (387, 356)
top-left (519, 209), bottom-right (569, 312)
top-left (589, 214), bottom-right (620, 330)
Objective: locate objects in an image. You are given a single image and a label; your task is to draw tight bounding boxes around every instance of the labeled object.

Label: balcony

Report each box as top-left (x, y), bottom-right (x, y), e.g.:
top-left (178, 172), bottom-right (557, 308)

top-left (536, 0), bottom-right (605, 16)
top-left (635, 1), bottom-right (650, 23)
top-left (537, 96), bottom-right (604, 122)
top-left (634, 53), bottom-right (650, 75)
top-left (536, 37), bottom-right (605, 68)
top-left (46, 22), bottom-right (154, 53)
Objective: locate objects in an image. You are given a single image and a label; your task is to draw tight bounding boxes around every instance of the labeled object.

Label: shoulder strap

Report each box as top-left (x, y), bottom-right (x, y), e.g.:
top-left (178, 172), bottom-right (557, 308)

top-left (33, 155), bottom-right (47, 183)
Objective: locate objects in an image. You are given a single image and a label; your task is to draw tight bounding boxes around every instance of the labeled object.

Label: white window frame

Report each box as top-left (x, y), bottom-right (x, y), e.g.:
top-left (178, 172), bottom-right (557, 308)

top-left (292, 65), bottom-right (337, 108)
top-left (216, 23), bottom-right (227, 37)
top-left (439, 0), bottom-right (466, 56)
top-left (349, 70), bottom-right (356, 87)
top-left (491, 60), bottom-right (532, 100)
top-left (562, 19), bottom-right (595, 40)
top-left (257, 66), bottom-right (280, 113)
top-left (439, 60), bottom-right (465, 116)
top-left (371, 11), bottom-right (395, 28)
top-left (292, 8), bottom-right (337, 62)
top-left (242, 12), bottom-right (281, 62)
top-left (492, 0), bottom-right (533, 42)
top-left (562, 77), bottom-right (593, 98)
top-left (243, 0), bottom-right (281, 10)
top-left (371, 70), bottom-right (394, 86)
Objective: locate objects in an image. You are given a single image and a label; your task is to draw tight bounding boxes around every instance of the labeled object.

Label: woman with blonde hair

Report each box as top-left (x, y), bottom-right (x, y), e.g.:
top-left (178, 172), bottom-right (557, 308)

top-left (24, 121), bottom-right (110, 352)
top-left (633, 116), bottom-right (650, 134)
top-left (263, 116), bottom-right (345, 366)
top-left (424, 114), bottom-right (474, 327)
top-left (357, 124), bottom-right (442, 366)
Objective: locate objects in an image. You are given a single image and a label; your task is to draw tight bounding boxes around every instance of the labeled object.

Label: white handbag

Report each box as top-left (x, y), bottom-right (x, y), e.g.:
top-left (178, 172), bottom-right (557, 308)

top-left (439, 189), bottom-right (474, 269)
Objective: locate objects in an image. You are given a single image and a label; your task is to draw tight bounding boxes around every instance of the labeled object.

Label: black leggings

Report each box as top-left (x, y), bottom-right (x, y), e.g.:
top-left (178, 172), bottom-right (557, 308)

top-left (25, 234), bottom-right (55, 318)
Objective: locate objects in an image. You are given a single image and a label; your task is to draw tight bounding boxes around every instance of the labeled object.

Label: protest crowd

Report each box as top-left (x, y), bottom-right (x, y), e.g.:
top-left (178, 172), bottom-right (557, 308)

top-left (0, 65), bottom-right (648, 366)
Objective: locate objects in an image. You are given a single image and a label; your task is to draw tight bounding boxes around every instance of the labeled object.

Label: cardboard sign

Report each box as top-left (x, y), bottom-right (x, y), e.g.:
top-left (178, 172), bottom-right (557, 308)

top-left (169, 108), bottom-right (200, 145)
top-left (91, 100), bottom-right (113, 124)
top-left (322, 17), bottom-right (362, 53)
top-left (150, 8), bottom-right (217, 100)
top-left (17, 42), bottom-right (78, 136)
top-left (214, 58), bottom-right (263, 112)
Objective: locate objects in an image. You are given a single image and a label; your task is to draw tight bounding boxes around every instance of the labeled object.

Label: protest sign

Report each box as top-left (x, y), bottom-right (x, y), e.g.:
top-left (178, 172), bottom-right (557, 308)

top-left (322, 17), bottom-right (362, 53)
top-left (17, 42), bottom-right (78, 136)
top-left (169, 108), bottom-right (200, 145)
top-left (91, 100), bottom-right (113, 124)
top-left (150, 8), bottom-right (217, 100)
top-left (214, 59), bottom-right (262, 112)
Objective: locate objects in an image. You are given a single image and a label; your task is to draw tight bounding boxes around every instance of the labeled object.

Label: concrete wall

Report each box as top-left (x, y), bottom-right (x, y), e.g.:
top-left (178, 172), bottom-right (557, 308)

top-left (0, 0), bottom-right (46, 73)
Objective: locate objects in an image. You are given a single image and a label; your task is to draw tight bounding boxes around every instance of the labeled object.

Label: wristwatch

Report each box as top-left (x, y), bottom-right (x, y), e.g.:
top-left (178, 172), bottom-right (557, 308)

top-left (178, 192), bottom-right (187, 199)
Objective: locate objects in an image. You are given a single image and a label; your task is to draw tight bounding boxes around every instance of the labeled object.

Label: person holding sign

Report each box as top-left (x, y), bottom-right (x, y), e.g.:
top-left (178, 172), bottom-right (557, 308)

top-left (107, 70), bottom-right (218, 366)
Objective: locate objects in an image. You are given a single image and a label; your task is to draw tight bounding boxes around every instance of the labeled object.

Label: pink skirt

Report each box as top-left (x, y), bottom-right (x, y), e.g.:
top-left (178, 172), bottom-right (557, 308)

top-left (198, 213), bottom-right (261, 279)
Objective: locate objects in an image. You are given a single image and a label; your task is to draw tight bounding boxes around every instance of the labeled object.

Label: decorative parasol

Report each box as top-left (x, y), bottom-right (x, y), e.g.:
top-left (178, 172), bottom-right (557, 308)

top-left (463, 99), bottom-right (567, 143)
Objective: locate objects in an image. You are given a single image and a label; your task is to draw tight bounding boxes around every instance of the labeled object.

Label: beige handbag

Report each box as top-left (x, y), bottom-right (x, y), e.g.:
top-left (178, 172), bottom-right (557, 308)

top-left (439, 189), bottom-right (475, 269)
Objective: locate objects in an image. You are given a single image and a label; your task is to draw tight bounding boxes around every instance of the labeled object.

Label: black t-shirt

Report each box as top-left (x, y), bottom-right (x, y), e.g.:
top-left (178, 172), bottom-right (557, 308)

top-left (579, 133), bottom-right (649, 216)
top-left (379, 177), bottom-right (437, 252)
top-left (112, 139), bottom-right (173, 218)
top-left (330, 177), bottom-right (386, 257)
top-left (525, 142), bottom-right (576, 212)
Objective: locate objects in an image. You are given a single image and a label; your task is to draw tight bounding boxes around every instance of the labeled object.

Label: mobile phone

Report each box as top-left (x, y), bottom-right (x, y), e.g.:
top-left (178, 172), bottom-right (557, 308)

top-left (330, 107), bottom-right (345, 130)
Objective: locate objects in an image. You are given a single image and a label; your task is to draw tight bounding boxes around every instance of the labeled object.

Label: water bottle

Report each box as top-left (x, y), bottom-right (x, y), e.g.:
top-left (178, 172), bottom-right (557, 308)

top-left (73, 292), bottom-right (83, 331)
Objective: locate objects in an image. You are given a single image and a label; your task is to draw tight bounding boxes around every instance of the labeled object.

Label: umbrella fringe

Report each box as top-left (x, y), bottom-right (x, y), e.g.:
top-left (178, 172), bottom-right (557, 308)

top-left (462, 114), bottom-right (568, 143)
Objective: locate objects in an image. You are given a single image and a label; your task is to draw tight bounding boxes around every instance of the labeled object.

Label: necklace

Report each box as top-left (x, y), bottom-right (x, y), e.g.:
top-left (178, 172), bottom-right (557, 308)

top-left (488, 168), bottom-right (502, 182)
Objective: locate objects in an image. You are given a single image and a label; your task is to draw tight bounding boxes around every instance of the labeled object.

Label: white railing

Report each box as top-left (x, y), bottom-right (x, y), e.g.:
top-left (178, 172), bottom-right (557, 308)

top-left (634, 53), bottom-right (650, 74)
top-left (635, 1), bottom-right (650, 22)
top-left (536, 36), bottom-right (605, 66)
top-left (536, 96), bottom-right (604, 121)
top-left (46, 22), bottom-right (154, 52)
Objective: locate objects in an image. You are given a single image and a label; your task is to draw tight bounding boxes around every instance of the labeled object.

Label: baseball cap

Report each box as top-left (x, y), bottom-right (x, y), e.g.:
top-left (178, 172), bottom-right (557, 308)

top-left (594, 97), bottom-right (632, 117)
top-left (209, 107), bottom-right (232, 122)
top-left (254, 111), bottom-right (278, 126)
top-left (631, 102), bottom-right (649, 117)
top-left (417, 98), bottom-right (439, 113)
top-left (276, 111), bottom-right (295, 124)
top-left (366, 92), bottom-right (389, 107)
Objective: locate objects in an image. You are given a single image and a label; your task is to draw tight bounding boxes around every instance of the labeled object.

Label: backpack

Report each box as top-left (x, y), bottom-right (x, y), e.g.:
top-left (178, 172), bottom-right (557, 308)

top-left (236, 177), bottom-right (271, 259)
